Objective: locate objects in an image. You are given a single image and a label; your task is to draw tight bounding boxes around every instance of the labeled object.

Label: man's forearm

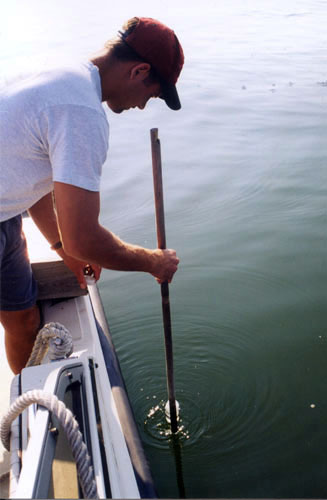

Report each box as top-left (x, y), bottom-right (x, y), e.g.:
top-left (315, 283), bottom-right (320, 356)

top-left (63, 223), bottom-right (159, 274)
top-left (63, 225), bottom-right (178, 283)
top-left (28, 192), bottom-right (61, 246)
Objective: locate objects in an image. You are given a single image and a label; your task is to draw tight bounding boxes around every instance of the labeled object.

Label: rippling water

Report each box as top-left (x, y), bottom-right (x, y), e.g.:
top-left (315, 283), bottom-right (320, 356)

top-left (1, 0), bottom-right (327, 497)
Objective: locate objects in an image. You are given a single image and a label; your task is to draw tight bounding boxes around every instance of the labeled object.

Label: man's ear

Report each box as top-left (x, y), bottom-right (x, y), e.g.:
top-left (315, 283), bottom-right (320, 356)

top-left (129, 62), bottom-right (151, 81)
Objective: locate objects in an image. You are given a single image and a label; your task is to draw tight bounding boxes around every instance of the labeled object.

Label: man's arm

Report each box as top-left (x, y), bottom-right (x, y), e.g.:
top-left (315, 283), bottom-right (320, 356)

top-left (53, 182), bottom-right (179, 283)
top-left (28, 192), bottom-right (101, 288)
top-left (28, 192), bottom-right (61, 246)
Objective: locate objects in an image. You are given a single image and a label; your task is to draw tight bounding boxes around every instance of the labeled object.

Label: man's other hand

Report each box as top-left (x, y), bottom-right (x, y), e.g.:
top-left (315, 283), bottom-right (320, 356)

top-left (61, 252), bottom-right (102, 289)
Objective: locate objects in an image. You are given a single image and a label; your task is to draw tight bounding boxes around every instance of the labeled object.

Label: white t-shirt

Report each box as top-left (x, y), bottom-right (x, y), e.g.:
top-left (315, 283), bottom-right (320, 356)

top-left (0, 62), bottom-right (109, 221)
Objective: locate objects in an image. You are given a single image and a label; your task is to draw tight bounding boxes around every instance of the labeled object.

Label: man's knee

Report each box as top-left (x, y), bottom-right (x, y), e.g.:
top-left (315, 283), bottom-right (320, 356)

top-left (0, 304), bottom-right (40, 337)
top-left (1, 305), bottom-right (41, 374)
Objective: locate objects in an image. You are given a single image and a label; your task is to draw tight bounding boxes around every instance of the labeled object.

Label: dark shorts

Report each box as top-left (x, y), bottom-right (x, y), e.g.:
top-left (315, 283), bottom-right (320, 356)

top-left (0, 215), bottom-right (38, 311)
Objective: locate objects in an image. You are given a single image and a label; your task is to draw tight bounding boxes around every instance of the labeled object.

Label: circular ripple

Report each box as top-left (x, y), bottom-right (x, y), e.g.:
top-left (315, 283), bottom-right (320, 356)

top-left (143, 393), bottom-right (209, 449)
top-left (103, 264), bottom-right (316, 467)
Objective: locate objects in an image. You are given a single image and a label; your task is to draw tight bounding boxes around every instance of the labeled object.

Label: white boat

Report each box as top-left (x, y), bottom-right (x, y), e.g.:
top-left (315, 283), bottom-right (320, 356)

top-left (0, 218), bottom-right (157, 499)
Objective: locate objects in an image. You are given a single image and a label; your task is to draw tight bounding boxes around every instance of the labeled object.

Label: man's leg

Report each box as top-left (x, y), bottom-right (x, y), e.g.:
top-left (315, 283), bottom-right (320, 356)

top-left (1, 215), bottom-right (39, 374)
top-left (1, 305), bottom-right (40, 374)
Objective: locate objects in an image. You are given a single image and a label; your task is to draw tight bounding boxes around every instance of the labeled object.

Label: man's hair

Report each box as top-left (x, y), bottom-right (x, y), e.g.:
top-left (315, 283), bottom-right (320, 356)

top-left (105, 18), bottom-right (142, 61)
top-left (104, 17), bottom-right (159, 85)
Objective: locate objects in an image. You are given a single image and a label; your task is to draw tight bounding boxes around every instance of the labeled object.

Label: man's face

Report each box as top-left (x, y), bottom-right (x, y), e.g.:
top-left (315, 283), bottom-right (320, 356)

top-left (106, 63), bottom-right (162, 114)
top-left (106, 81), bottom-right (161, 114)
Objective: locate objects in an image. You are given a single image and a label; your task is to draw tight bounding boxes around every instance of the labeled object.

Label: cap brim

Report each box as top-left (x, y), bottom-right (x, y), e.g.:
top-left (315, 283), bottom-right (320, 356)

top-left (160, 80), bottom-right (181, 110)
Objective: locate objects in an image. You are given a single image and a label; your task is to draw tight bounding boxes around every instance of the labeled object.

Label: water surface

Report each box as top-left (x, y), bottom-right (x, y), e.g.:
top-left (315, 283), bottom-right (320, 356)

top-left (1, 0), bottom-right (326, 497)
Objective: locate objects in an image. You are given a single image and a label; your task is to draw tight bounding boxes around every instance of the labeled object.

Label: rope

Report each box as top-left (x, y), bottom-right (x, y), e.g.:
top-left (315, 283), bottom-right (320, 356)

top-left (0, 390), bottom-right (98, 499)
top-left (7, 375), bottom-right (20, 497)
top-left (26, 322), bottom-right (73, 367)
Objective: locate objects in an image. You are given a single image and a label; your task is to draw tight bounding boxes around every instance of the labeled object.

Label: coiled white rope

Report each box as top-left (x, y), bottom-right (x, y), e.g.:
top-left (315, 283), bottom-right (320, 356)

top-left (26, 322), bottom-right (73, 366)
top-left (0, 389), bottom-right (98, 499)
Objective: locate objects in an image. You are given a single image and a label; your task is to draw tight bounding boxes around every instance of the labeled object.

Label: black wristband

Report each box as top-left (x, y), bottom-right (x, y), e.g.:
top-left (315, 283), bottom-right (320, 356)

top-left (50, 241), bottom-right (62, 250)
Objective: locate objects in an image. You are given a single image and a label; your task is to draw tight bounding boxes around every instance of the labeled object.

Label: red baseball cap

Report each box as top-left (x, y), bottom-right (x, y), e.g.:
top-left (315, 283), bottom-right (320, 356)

top-left (119, 17), bottom-right (184, 110)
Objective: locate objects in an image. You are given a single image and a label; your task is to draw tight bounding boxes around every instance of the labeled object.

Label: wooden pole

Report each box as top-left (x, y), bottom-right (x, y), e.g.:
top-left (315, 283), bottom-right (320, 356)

top-left (150, 128), bottom-right (178, 434)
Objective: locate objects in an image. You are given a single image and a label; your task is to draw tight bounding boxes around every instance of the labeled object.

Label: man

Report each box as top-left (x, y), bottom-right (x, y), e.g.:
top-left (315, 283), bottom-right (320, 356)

top-left (0, 17), bottom-right (184, 374)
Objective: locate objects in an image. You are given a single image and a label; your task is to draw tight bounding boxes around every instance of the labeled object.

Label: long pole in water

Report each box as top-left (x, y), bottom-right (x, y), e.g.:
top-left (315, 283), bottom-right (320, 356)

top-left (150, 128), bottom-right (178, 434)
